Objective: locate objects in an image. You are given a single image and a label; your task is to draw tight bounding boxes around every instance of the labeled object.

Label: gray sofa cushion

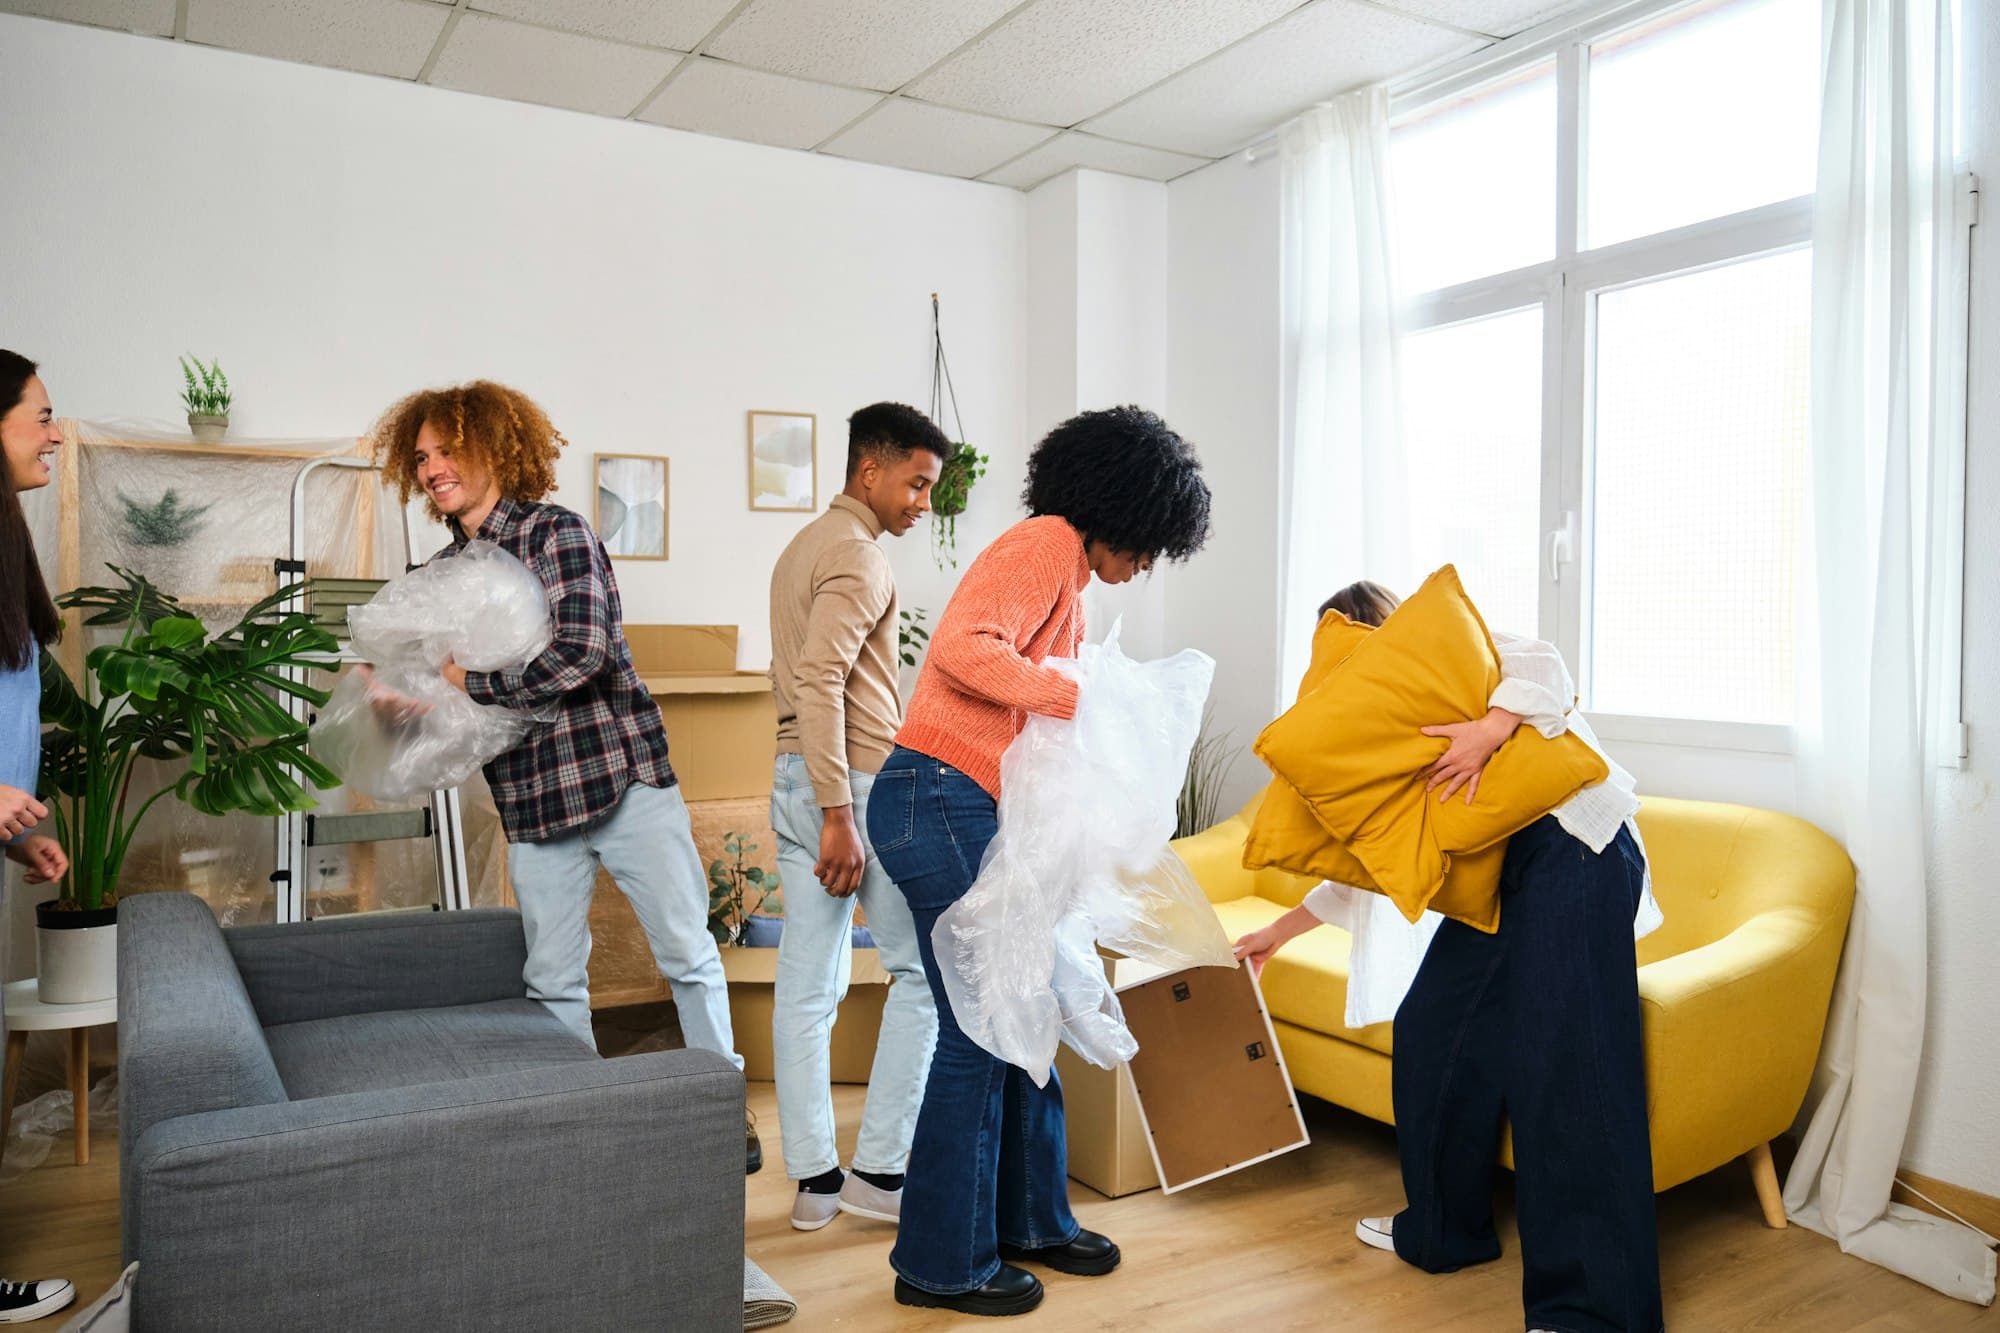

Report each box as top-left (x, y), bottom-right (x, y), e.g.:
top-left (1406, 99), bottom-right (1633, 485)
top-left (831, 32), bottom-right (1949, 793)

top-left (227, 909), bottom-right (531, 1027)
top-left (263, 998), bottom-right (596, 1100)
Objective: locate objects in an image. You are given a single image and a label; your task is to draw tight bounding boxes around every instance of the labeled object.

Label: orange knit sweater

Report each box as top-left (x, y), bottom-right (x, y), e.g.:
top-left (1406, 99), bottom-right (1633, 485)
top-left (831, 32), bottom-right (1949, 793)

top-left (896, 516), bottom-right (1089, 798)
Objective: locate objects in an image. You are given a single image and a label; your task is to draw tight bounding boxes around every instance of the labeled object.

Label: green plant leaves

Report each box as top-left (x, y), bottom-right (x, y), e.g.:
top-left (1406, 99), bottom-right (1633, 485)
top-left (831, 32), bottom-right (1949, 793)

top-left (931, 445), bottom-right (988, 570)
top-left (177, 354), bottom-right (232, 417)
top-left (39, 574), bottom-right (341, 909)
top-left (897, 606), bottom-right (930, 668)
top-left (59, 565), bottom-right (182, 630)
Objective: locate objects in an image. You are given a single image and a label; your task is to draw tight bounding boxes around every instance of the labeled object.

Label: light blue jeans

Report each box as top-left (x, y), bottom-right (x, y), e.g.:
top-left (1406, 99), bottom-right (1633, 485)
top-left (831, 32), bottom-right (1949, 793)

top-left (770, 753), bottom-right (936, 1180)
top-left (507, 780), bottom-right (740, 1067)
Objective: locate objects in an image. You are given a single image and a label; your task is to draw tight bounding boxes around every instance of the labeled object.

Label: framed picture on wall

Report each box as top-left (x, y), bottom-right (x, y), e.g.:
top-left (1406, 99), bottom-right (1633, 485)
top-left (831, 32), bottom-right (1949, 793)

top-left (594, 453), bottom-right (668, 560)
top-left (747, 411), bottom-right (817, 512)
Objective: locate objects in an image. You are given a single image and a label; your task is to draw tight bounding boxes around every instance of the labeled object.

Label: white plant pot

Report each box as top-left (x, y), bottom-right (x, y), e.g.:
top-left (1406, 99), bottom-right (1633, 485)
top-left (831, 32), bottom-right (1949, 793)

top-left (35, 902), bottom-right (119, 1005)
top-left (188, 413), bottom-right (229, 444)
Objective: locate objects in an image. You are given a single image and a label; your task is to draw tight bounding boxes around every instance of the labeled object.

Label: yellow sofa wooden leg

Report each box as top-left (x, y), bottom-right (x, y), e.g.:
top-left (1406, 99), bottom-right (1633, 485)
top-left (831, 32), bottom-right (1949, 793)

top-left (1747, 1141), bottom-right (1788, 1228)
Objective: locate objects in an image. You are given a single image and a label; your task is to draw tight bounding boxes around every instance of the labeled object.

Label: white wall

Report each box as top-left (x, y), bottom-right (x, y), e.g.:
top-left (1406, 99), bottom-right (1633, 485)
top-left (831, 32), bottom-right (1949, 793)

top-left (1164, 156), bottom-right (1284, 812)
top-left (0, 13), bottom-right (1029, 673)
top-left (1163, 22), bottom-right (2000, 1194)
top-left (1025, 169), bottom-right (1172, 659)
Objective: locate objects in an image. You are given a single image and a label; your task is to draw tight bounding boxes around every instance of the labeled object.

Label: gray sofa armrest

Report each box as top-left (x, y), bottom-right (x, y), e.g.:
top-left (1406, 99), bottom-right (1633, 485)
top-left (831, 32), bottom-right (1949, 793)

top-left (126, 1048), bottom-right (744, 1333)
top-left (225, 908), bottom-right (531, 1026)
top-left (118, 894), bottom-right (289, 1161)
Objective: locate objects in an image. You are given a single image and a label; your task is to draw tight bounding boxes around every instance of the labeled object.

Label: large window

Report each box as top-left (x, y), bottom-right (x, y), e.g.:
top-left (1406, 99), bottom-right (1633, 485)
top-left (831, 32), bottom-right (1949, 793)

top-left (1387, 0), bottom-right (1819, 743)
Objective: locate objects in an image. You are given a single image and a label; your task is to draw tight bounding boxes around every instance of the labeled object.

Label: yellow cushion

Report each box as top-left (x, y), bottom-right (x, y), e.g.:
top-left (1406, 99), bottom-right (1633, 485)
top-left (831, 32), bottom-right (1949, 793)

top-left (1242, 609), bottom-right (1510, 931)
top-left (1242, 612), bottom-right (1384, 891)
top-left (1255, 566), bottom-right (1609, 927)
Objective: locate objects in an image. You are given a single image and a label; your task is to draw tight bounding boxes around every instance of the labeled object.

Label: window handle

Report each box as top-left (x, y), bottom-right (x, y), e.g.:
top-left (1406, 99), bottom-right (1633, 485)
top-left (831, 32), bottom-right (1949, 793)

top-left (1546, 511), bottom-right (1576, 583)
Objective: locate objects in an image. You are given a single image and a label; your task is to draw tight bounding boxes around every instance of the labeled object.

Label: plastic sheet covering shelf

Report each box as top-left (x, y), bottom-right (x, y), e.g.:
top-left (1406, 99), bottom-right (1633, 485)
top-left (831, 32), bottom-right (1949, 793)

top-left (20, 419), bottom-right (459, 925)
top-left (934, 625), bottom-right (1236, 1084)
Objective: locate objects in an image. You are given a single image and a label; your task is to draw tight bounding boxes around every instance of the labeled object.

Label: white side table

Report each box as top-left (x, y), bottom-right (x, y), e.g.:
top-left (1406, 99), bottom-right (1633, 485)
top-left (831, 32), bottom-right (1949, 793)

top-left (2, 980), bottom-right (115, 1166)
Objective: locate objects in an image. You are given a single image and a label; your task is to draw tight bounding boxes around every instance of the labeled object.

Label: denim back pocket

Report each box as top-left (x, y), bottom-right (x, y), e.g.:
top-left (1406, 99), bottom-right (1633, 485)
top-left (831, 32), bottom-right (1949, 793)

top-left (865, 766), bottom-right (917, 855)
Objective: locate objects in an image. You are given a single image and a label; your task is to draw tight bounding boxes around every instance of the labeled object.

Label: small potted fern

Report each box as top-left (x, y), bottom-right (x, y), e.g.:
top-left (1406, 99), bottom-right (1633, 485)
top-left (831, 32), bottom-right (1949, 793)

top-left (180, 355), bottom-right (232, 443)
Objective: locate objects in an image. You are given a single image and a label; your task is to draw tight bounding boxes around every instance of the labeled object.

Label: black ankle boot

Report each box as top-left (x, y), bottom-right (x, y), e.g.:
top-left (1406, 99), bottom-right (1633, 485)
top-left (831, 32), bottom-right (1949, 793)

top-left (893, 1266), bottom-right (1044, 1317)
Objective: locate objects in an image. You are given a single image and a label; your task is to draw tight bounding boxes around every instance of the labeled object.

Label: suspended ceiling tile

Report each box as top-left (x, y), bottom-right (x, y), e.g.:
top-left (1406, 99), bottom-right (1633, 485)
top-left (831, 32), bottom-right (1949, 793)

top-left (186, 0), bottom-right (449, 80)
top-left (908, 0), bottom-right (1301, 127)
top-left (980, 131), bottom-right (1212, 190)
top-left (1085, 0), bottom-right (1480, 157)
top-left (0, 0), bottom-right (175, 37)
top-left (467, 0), bottom-right (735, 51)
top-left (705, 0), bottom-right (1021, 93)
top-left (1375, 0), bottom-right (1589, 39)
top-left (821, 97), bottom-right (1055, 180)
top-left (637, 58), bottom-right (881, 151)
top-left (429, 11), bottom-right (680, 118)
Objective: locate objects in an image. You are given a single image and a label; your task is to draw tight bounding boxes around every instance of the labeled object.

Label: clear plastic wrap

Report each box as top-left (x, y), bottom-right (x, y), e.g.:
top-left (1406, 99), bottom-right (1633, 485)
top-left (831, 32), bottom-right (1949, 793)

top-left (311, 542), bottom-right (553, 804)
top-left (933, 624), bottom-right (1234, 1084)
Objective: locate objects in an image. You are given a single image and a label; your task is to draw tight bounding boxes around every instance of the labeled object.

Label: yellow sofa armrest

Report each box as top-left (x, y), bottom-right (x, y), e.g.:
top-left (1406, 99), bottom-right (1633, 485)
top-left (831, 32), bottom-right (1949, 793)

top-left (1638, 904), bottom-right (1848, 1190)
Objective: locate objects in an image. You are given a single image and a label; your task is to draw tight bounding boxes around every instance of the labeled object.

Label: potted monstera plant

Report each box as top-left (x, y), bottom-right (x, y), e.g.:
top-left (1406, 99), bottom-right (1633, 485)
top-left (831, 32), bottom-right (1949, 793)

top-left (34, 568), bottom-right (339, 1002)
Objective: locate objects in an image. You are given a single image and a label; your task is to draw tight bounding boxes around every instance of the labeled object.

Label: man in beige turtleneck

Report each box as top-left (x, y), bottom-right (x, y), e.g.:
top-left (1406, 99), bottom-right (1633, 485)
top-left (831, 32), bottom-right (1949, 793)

top-left (767, 402), bottom-right (951, 1233)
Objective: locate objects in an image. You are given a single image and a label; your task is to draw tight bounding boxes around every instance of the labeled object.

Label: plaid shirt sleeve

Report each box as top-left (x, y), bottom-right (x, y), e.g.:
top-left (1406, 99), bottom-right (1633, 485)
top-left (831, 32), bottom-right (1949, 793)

top-left (463, 512), bottom-right (616, 709)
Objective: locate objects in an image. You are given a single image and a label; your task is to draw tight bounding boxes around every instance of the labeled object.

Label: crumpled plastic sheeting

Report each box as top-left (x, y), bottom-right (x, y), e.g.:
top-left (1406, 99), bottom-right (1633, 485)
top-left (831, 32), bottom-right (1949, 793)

top-left (933, 625), bottom-right (1234, 1084)
top-left (311, 542), bottom-right (552, 804)
top-left (0, 1072), bottom-right (118, 1185)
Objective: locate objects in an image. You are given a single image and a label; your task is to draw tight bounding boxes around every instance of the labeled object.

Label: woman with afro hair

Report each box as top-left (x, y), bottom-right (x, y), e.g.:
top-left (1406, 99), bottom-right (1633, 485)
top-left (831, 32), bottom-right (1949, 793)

top-left (867, 405), bottom-right (1212, 1318)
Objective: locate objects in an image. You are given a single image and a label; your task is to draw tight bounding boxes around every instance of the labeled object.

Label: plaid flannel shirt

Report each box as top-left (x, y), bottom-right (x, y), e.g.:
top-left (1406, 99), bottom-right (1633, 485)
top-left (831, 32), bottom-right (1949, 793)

top-left (436, 497), bottom-right (675, 843)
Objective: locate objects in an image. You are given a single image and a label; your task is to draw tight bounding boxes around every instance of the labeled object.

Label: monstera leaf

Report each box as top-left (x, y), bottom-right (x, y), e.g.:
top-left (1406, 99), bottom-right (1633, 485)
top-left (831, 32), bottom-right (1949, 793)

top-left (37, 571), bottom-right (342, 910)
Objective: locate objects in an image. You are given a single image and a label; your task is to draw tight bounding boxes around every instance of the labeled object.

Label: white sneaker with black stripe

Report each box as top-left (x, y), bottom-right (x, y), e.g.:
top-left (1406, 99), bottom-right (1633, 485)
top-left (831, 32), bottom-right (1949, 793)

top-left (1355, 1216), bottom-right (1396, 1252)
top-left (0, 1278), bottom-right (74, 1324)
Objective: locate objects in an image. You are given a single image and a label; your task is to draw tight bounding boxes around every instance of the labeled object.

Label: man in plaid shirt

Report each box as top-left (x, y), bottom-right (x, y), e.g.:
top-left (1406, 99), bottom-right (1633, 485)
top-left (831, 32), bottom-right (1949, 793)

top-left (373, 380), bottom-right (758, 1172)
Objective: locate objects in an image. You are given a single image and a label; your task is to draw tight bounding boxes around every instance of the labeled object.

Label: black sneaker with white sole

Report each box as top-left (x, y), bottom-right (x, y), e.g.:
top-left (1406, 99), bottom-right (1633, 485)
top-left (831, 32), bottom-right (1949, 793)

top-left (0, 1278), bottom-right (75, 1324)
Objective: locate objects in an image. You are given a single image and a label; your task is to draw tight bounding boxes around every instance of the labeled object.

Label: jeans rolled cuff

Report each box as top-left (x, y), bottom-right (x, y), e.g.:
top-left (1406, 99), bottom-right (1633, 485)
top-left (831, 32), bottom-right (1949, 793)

top-left (890, 1257), bottom-right (1002, 1297)
top-left (999, 1221), bottom-right (1081, 1252)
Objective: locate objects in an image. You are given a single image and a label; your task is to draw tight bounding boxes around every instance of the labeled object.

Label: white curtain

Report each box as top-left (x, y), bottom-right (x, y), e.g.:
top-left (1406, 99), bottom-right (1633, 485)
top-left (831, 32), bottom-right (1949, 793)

top-left (1784, 0), bottom-right (1996, 1305)
top-left (1277, 88), bottom-right (1410, 700)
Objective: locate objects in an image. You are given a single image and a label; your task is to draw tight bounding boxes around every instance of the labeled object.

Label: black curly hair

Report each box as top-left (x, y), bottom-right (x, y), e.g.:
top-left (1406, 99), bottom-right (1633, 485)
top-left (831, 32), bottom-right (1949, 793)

top-left (1021, 406), bottom-right (1211, 562)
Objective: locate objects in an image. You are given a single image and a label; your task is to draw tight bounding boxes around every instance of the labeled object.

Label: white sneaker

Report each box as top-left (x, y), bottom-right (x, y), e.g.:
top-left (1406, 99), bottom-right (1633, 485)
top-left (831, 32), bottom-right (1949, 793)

top-left (0, 1279), bottom-right (74, 1324)
top-left (837, 1173), bottom-right (903, 1223)
top-left (1355, 1216), bottom-right (1396, 1252)
top-left (790, 1188), bottom-right (842, 1232)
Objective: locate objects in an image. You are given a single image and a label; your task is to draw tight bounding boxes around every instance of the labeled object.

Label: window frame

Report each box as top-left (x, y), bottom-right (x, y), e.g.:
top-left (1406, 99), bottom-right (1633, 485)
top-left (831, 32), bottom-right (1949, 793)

top-left (1390, 0), bottom-right (1820, 753)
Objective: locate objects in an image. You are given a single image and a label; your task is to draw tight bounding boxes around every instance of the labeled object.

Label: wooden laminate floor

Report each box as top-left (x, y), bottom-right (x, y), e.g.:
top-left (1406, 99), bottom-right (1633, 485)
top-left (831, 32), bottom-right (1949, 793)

top-left (2, 1082), bottom-right (1992, 1330)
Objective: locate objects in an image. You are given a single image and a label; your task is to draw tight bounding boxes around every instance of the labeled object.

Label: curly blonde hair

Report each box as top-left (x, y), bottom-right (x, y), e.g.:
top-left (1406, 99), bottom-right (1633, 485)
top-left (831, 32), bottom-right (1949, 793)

top-left (371, 380), bottom-right (567, 521)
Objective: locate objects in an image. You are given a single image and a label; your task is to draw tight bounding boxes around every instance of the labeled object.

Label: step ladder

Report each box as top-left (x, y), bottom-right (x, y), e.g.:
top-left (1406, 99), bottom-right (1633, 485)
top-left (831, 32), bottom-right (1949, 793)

top-left (270, 455), bottom-right (472, 922)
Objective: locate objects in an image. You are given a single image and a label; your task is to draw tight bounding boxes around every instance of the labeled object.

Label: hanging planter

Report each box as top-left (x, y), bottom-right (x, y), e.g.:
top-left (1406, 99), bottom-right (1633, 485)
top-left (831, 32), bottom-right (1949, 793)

top-left (928, 294), bottom-right (987, 571)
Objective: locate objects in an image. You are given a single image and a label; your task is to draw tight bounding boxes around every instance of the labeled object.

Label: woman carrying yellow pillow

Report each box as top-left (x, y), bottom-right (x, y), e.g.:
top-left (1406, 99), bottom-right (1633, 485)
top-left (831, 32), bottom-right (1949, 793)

top-left (1234, 581), bottom-right (1664, 1333)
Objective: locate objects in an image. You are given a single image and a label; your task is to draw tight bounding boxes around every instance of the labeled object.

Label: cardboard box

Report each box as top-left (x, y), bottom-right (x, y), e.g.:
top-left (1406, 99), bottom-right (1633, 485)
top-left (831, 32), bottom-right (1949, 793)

top-left (1062, 958), bottom-right (1310, 1197)
top-left (584, 795), bottom-right (781, 1010)
top-left (722, 944), bottom-right (892, 1083)
top-left (625, 624), bottom-right (778, 803)
top-left (1059, 954), bottom-right (1169, 1199)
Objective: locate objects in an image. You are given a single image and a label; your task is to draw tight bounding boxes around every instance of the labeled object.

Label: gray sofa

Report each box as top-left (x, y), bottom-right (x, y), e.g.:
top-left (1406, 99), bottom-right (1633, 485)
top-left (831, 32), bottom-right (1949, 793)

top-left (117, 892), bottom-right (744, 1332)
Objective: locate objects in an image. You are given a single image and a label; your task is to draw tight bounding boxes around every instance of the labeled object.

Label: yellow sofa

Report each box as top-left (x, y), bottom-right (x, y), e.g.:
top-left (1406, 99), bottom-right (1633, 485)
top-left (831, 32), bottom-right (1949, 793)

top-left (1174, 793), bottom-right (1855, 1224)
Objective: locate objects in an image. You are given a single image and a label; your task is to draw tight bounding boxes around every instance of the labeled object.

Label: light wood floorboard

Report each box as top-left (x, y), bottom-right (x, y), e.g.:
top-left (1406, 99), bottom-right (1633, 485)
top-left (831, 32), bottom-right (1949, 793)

top-left (1, 1082), bottom-right (1992, 1329)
